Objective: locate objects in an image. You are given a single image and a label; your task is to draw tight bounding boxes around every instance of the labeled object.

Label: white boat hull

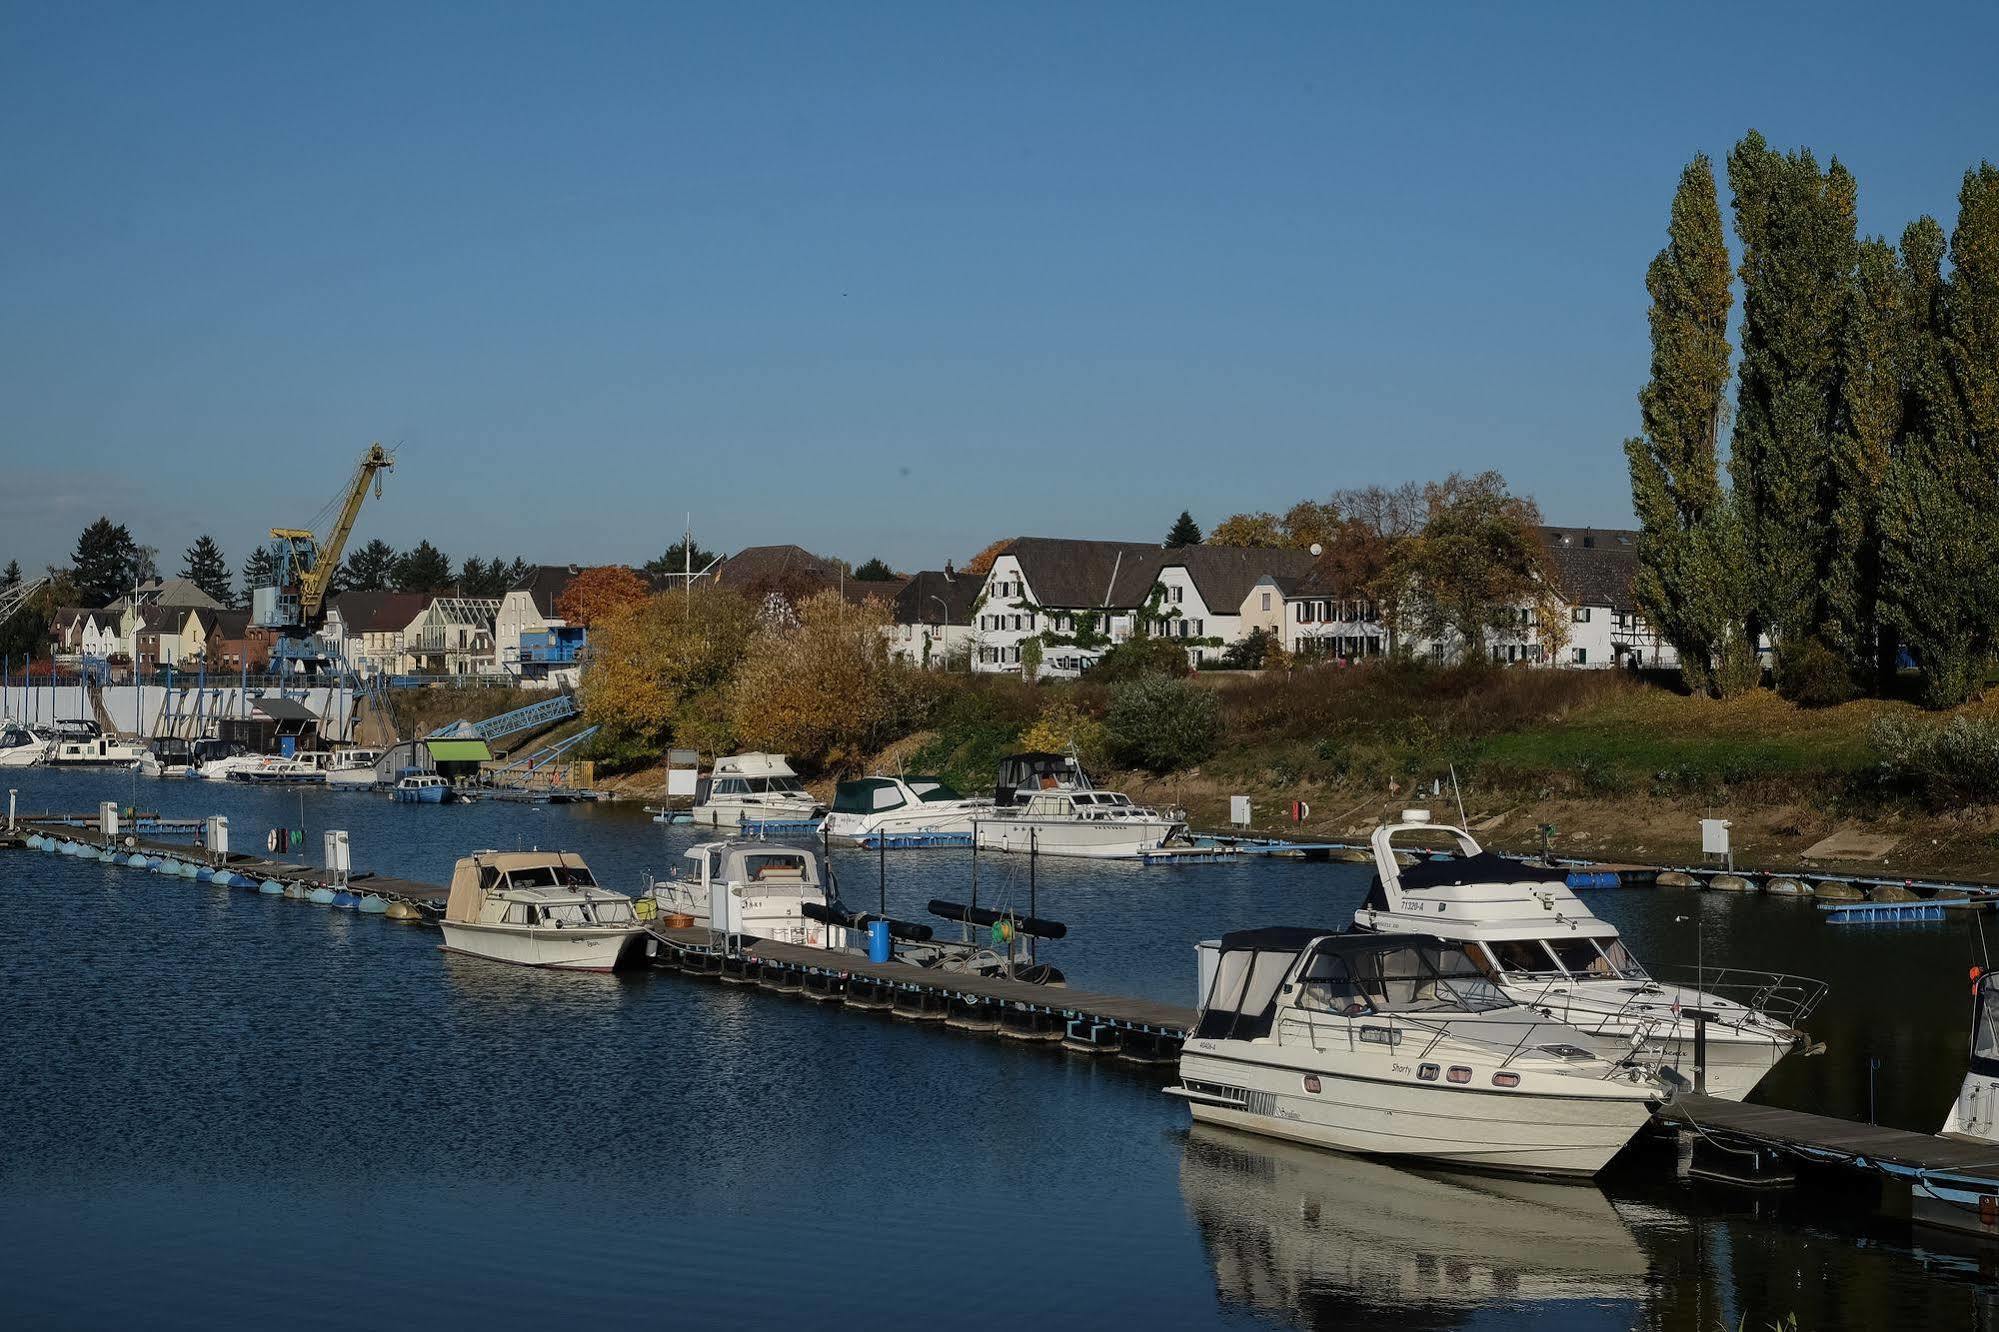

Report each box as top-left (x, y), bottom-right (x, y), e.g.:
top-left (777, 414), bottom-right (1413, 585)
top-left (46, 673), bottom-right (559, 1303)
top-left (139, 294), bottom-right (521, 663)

top-left (974, 817), bottom-right (1182, 859)
top-left (0, 748), bottom-right (47, 768)
top-left (691, 798), bottom-right (821, 828)
top-left (439, 920), bottom-right (647, 972)
top-left (823, 805), bottom-right (984, 842)
top-left (1180, 1049), bottom-right (1655, 1177)
top-left (1495, 980), bottom-right (1795, 1101)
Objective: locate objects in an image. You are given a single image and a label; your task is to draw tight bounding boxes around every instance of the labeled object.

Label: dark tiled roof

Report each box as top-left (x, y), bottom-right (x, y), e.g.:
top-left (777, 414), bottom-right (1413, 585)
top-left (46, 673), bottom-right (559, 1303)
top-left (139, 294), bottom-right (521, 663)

top-left (1539, 526), bottom-right (1641, 613)
top-left (892, 571), bottom-right (980, 626)
top-left (846, 574), bottom-right (910, 606)
top-left (1165, 546), bottom-right (1317, 611)
top-left (329, 590), bottom-right (429, 634)
top-left (1003, 538), bottom-right (1170, 608)
top-left (208, 609), bottom-right (253, 639)
top-left (508, 564), bottom-right (584, 618)
top-left (711, 545), bottom-right (845, 590)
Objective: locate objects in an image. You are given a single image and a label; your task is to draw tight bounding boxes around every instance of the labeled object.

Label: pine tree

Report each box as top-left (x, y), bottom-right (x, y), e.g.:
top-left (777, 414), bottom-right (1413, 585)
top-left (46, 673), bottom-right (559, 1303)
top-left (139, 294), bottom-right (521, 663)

top-left (1726, 131), bottom-right (1859, 673)
top-left (852, 558), bottom-right (898, 581)
top-left (458, 557), bottom-right (487, 595)
top-left (340, 539), bottom-right (399, 592)
top-left (644, 540), bottom-right (717, 579)
top-left (1624, 154), bottom-right (1754, 696)
top-left (1, 560), bottom-right (19, 588)
top-left (1880, 211), bottom-right (1985, 705)
top-left (180, 535), bottom-right (233, 605)
top-left (71, 517), bottom-right (139, 606)
top-left (1165, 511), bottom-right (1202, 547)
top-left (393, 541), bottom-right (453, 594)
top-left (239, 546), bottom-right (280, 607)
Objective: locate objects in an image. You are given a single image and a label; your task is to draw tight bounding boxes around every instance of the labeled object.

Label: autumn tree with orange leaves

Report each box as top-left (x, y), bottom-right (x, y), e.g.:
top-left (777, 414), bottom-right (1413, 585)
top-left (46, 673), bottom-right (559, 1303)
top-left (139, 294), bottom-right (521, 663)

top-left (555, 565), bottom-right (651, 627)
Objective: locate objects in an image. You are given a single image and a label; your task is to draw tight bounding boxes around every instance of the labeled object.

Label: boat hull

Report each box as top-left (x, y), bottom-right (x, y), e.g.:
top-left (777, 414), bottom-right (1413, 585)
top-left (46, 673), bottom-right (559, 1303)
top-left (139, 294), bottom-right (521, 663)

top-left (691, 798), bottom-right (821, 828)
top-left (974, 817), bottom-right (1183, 858)
top-left (1179, 1050), bottom-right (1656, 1178)
top-left (823, 805), bottom-right (984, 842)
top-left (439, 921), bottom-right (647, 971)
top-left (1492, 981), bottom-right (1794, 1102)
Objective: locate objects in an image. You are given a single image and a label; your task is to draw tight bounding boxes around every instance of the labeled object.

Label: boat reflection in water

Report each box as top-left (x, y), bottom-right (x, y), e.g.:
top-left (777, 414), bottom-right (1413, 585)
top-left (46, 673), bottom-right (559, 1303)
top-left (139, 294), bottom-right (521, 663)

top-left (1178, 1124), bottom-right (1657, 1328)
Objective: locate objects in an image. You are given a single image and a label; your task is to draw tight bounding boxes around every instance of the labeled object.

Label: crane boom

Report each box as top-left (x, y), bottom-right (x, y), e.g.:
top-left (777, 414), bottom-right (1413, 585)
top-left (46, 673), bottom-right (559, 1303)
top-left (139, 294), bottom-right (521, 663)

top-left (273, 442), bottom-right (394, 622)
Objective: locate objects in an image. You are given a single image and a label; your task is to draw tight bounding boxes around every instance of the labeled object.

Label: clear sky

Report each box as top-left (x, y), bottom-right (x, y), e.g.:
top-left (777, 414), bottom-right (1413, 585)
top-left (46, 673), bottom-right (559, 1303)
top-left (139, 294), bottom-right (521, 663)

top-left (3, 2), bottom-right (1994, 579)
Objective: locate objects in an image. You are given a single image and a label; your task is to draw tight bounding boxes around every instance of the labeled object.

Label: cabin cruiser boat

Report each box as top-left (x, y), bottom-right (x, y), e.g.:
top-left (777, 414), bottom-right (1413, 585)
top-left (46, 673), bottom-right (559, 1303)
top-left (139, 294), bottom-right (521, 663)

top-left (821, 775), bottom-right (991, 842)
top-left (1943, 970), bottom-right (1999, 1143)
top-left (322, 747), bottom-right (385, 789)
top-left (47, 733), bottom-right (150, 766)
top-left (647, 841), bottom-right (847, 947)
top-left (228, 754), bottom-right (326, 784)
top-left (392, 772), bottom-right (452, 804)
top-left (690, 753), bottom-right (822, 828)
top-left (0, 721), bottom-right (48, 768)
top-left (1351, 811), bottom-right (1823, 1101)
top-left (196, 749), bottom-right (272, 781)
top-left (439, 850), bottom-right (647, 971)
top-left (993, 751), bottom-right (1092, 805)
top-left (974, 788), bottom-right (1187, 858)
top-left (1171, 929), bottom-right (1670, 1177)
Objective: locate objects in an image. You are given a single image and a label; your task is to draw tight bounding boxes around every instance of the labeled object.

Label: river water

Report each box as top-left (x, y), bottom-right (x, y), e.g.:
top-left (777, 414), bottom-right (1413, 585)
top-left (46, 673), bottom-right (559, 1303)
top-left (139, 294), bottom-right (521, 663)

top-left (1, 769), bottom-right (1994, 1329)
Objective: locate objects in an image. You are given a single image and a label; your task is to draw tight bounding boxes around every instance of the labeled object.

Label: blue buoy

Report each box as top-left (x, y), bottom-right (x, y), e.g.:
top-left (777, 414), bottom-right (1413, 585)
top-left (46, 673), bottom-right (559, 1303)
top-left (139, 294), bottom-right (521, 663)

top-left (179, 861), bottom-right (201, 878)
top-left (127, 854), bottom-right (150, 867)
top-left (195, 866), bottom-right (215, 882)
top-left (40, 838), bottom-right (58, 854)
top-left (258, 879), bottom-right (284, 895)
top-left (24, 834), bottom-right (42, 850)
top-left (331, 890), bottom-right (359, 910)
top-left (357, 895), bottom-right (388, 914)
top-left (307, 886), bottom-right (336, 905)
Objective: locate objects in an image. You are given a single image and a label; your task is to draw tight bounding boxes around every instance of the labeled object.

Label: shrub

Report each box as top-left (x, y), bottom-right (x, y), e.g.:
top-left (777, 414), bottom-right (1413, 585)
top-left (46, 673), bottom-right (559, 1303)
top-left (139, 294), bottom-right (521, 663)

top-left (1775, 636), bottom-right (1856, 708)
top-left (1217, 627), bottom-right (1276, 670)
top-left (1019, 694), bottom-right (1109, 768)
top-left (1871, 714), bottom-right (1999, 807)
top-left (1089, 635), bottom-right (1192, 683)
top-left (1106, 675), bottom-right (1221, 772)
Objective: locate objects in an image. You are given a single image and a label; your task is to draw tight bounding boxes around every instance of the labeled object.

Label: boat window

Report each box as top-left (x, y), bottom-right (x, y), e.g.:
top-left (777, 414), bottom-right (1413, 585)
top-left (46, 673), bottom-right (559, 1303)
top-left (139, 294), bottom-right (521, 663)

top-left (506, 866), bottom-right (560, 889)
top-left (1293, 950), bottom-right (1372, 1016)
top-left (1195, 945), bottom-right (1308, 1041)
top-left (557, 866), bottom-right (597, 888)
top-left (743, 853), bottom-right (810, 882)
top-left (593, 899), bottom-right (635, 923)
top-left (538, 902), bottom-right (588, 926)
top-left (1975, 985), bottom-right (1999, 1073)
top-left (502, 902), bottom-right (532, 924)
top-left (1546, 936), bottom-right (1618, 978)
top-left (1358, 1026), bottom-right (1401, 1047)
top-left (1347, 944), bottom-right (1510, 1013)
top-left (706, 850), bottom-right (726, 881)
top-left (1486, 939), bottom-right (1564, 976)
top-left (909, 779), bottom-right (965, 803)
top-left (1596, 938), bottom-right (1646, 979)
top-left (769, 777), bottom-right (806, 794)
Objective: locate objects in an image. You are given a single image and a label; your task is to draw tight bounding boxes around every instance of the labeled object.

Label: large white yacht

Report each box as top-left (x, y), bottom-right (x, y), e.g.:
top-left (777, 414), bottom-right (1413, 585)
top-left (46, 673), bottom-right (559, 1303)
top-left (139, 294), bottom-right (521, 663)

top-left (821, 775), bottom-right (990, 842)
top-left (1351, 812), bottom-right (1822, 1101)
top-left (690, 753), bottom-right (822, 828)
top-left (48, 733), bottom-right (150, 766)
top-left (439, 850), bottom-right (647, 971)
top-left (974, 788), bottom-right (1187, 858)
top-left (0, 721), bottom-right (48, 767)
top-left (1171, 929), bottom-right (1670, 1177)
top-left (647, 840), bottom-right (846, 948)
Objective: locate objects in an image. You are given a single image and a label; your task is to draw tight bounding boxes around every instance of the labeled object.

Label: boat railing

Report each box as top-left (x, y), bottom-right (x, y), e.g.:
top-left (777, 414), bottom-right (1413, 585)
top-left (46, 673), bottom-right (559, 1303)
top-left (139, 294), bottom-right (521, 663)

top-left (1286, 1003), bottom-right (1639, 1079)
top-left (1647, 964), bottom-right (1829, 1027)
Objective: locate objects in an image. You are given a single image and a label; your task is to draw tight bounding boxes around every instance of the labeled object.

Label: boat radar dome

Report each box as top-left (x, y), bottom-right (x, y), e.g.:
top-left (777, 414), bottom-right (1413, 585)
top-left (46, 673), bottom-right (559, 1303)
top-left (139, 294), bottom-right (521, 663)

top-left (1400, 808), bottom-right (1432, 824)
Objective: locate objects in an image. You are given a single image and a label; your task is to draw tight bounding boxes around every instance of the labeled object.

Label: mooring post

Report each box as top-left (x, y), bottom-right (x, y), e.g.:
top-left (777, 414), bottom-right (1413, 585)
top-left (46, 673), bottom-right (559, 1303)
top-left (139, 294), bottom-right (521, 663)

top-left (6, 788), bottom-right (14, 832)
top-left (1869, 1055), bottom-right (1881, 1125)
top-left (1692, 1010), bottom-right (1708, 1095)
top-left (1029, 827), bottom-right (1038, 965)
top-left (968, 820), bottom-right (979, 945)
top-left (878, 832), bottom-right (887, 918)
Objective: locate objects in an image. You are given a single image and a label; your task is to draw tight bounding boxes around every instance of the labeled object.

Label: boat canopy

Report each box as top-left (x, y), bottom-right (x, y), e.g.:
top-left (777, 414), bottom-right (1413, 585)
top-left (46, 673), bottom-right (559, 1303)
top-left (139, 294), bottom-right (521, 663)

top-left (1975, 973), bottom-right (1999, 1078)
top-left (1195, 927), bottom-right (1329, 1040)
top-left (994, 752), bottom-right (1086, 805)
top-left (1395, 851), bottom-right (1572, 893)
top-left (446, 850), bottom-right (597, 923)
top-left (833, 778), bottom-right (908, 814)
top-left (1196, 931), bottom-right (1512, 1039)
top-left (682, 841), bottom-right (823, 889)
top-left (906, 777), bottom-right (965, 803)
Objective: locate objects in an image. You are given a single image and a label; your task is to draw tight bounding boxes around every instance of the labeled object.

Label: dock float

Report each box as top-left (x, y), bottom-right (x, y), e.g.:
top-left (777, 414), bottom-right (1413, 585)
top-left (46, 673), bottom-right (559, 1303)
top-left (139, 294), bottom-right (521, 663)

top-left (1662, 1092), bottom-right (1999, 1238)
top-left (854, 831), bottom-right (974, 849)
top-left (740, 818), bottom-right (824, 837)
top-left (645, 925), bottom-right (1191, 1063)
top-left (1819, 900), bottom-right (1951, 925)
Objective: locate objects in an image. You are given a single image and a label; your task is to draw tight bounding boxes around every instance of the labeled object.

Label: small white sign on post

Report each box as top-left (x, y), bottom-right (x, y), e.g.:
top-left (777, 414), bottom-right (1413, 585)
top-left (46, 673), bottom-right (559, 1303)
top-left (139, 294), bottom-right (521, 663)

top-left (1230, 796), bottom-right (1252, 828)
top-left (1700, 818), bottom-right (1732, 857)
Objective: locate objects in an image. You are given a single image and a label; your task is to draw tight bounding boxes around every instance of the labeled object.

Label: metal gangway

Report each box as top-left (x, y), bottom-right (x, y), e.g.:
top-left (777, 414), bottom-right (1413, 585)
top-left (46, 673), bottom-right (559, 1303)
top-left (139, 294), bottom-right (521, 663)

top-left (427, 692), bottom-right (578, 744)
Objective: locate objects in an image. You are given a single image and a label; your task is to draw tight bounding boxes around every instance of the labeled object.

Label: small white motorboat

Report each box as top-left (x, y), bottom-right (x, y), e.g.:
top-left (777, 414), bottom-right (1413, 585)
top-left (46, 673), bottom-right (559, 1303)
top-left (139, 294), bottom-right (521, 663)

top-left (0, 721), bottom-right (49, 768)
top-left (821, 775), bottom-right (990, 842)
top-left (974, 788), bottom-right (1187, 858)
top-left (689, 752), bottom-right (822, 828)
top-left (48, 734), bottom-right (151, 766)
top-left (439, 849), bottom-right (647, 972)
top-left (323, 747), bottom-right (386, 789)
top-left (1170, 929), bottom-right (1670, 1177)
top-left (646, 840), bottom-right (847, 947)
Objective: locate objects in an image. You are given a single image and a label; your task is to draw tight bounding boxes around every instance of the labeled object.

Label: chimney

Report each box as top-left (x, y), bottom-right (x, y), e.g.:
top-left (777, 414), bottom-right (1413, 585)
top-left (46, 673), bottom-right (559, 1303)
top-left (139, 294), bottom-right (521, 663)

top-left (944, 560), bottom-right (955, 581)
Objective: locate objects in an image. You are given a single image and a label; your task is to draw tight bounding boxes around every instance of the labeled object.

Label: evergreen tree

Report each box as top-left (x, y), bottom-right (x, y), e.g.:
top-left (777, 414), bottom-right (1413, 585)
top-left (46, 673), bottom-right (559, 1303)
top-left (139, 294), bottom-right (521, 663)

top-left (643, 539), bottom-right (717, 579)
top-left (239, 546), bottom-right (280, 607)
top-left (393, 541), bottom-right (453, 594)
top-left (458, 557), bottom-right (487, 595)
top-left (180, 535), bottom-right (233, 605)
top-left (71, 517), bottom-right (139, 606)
top-left (1726, 131), bottom-right (1858, 671)
top-left (1624, 154), bottom-right (1755, 696)
top-left (340, 539), bottom-right (399, 592)
top-left (1, 560), bottom-right (19, 588)
top-left (1826, 239), bottom-right (1909, 689)
top-left (1165, 511), bottom-right (1203, 548)
top-left (852, 558), bottom-right (898, 581)
top-left (508, 556), bottom-right (531, 584)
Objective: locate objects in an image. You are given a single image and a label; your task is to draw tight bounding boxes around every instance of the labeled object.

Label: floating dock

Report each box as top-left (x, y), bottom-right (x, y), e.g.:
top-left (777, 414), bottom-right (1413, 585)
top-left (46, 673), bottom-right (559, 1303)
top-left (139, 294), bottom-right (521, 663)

top-left (1819, 899), bottom-right (1953, 925)
top-left (645, 925), bottom-right (1190, 1061)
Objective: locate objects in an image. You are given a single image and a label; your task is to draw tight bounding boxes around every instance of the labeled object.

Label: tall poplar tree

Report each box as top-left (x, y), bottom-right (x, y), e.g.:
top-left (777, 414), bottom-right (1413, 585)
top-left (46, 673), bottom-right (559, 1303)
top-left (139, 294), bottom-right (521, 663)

top-left (1726, 131), bottom-right (1859, 674)
top-left (1826, 239), bottom-right (1907, 687)
top-left (1624, 154), bottom-right (1754, 695)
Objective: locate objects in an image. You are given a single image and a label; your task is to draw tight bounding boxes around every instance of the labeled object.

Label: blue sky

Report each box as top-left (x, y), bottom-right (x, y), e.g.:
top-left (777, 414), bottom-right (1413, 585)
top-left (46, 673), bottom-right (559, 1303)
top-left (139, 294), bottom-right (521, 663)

top-left (3, 2), bottom-right (1994, 578)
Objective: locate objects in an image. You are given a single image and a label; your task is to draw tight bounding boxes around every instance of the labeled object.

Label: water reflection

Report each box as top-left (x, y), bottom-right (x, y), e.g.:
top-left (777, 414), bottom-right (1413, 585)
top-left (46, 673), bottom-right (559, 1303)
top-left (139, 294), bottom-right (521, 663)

top-left (1178, 1123), bottom-right (1653, 1327)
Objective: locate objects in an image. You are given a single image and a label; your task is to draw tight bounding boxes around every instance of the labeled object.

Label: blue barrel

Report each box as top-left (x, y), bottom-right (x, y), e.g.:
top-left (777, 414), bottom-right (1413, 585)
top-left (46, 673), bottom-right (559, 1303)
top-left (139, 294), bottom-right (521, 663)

top-left (866, 920), bottom-right (892, 964)
top-left (1565, 870), bottom-right (1622, 891)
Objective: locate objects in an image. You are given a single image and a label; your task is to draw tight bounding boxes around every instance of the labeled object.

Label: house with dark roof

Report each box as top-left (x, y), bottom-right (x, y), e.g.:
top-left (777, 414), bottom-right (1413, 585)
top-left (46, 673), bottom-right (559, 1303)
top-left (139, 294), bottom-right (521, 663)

top-left (1536, 526), bottom-right (1675, 670)
top-left (204, 608), bottom-right (275, 673)
top-left (886, 566), bottom-right (981, 667)
top-left (495, 564), bottom-right (588, 685)
top-left (321, 590), bottom-right (430, 677)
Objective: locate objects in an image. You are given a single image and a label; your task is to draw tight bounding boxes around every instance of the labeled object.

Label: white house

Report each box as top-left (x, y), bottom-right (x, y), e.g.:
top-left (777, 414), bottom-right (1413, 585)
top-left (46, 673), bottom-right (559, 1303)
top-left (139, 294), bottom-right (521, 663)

top-left (887, 567), bottom-right (980, 668)
top-left (496, 565), bottom-right (587, 686)
top-left (320, 591), bottom-right (429, 677)
top-left (406, 597), bottom-right (502, 677)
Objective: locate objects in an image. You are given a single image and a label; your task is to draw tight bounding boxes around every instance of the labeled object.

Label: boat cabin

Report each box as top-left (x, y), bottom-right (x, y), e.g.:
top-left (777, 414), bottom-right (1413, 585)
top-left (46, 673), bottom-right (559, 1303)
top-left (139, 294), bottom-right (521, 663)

top-left (1974, 973), bottom-right (1999, 1079)
top-left (444, 850), bottom-right (637, 927)
top-left (1017, 790), bottom-right (1147, 821)
top-left (1194, 930), bottom-right (1512, 1041)
top-left (697, 753), bottom-right (810, 803)
top-left (994, 752), bottom-right (1090, 805)
top-left (831, 775), bottom-right (968, 816)
top-left (679, 841), bottom-right (825, 894)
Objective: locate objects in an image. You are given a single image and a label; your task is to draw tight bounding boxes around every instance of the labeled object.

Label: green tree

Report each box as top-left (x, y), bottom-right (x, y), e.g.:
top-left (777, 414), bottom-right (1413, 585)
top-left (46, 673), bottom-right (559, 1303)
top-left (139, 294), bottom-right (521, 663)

top-left (643, 539), bottom-right (718, 580)
top-left (1624, 154), bottom-right (1757, 696)
top-left (1019, 635), bottom-right (1043, 682)
top-left (71, 517), bottom-right (139, 605)
top-left (1207, 512), bottom-right (1285, 547)
top-left (340, 538), bottom-right (399, 592)
top-left (1165, 511), bottom-right (1203, 547)
top-left (1726, 131), bottom-right (1859, 666)
top-left (458, 556), bottom-right (488, 595)
top-left (180, 535), bottom-right (233, 605)
top-left (2, 560), bottom-right (20, 588)
top-left (852, 557), bottom-right (898, 581)
top-left (239, 545), bottom-right (280, 607)
top-left (1105, 675), bottom-right (1221, 772)
top-left (1400, 472), bottom-right (1551, 663)
top-left (393, 541), bottom-right (453, 594)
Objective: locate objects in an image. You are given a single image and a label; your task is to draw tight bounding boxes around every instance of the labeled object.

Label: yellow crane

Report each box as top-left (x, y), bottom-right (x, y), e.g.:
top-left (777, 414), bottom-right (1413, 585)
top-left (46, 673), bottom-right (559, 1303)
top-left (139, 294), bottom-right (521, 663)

top-left (258, 442), bottom-right (394, 635)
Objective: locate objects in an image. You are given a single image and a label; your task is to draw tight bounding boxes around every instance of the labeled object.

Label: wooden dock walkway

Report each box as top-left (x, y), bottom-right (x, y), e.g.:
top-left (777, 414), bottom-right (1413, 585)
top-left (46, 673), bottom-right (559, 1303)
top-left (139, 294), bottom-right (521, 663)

top-left (646, 925), bottom-right (1192, 1061)
top-left (1662, 1093), bottom-right (1999, 1176)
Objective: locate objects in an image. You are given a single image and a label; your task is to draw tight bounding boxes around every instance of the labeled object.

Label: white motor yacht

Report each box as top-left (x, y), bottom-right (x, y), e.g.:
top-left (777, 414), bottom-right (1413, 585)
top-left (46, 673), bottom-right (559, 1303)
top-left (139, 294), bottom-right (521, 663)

top-left (821, 775), bottom-right (991, 842)
top-left (646, 840), bottom-right (849, 948)
top-left (1171, 929), bottom-right (1670, 1177)
top-left (690, 752), bottom-right (822, 828)
top-left (1943, 970), bottom-right (1999, 1143)
top-left (1351, 811), bottom-right (1822, 1101)
top-left (323, 747), bottom-right (386, 789)
top-left (47, 734), bottom-right (150, 766)
top-left (974, 788), bottom-right (1186, 858)
top-left (0, 721), bottom-right (49, 768)
top-left (227, 754), bottom-right (326, 784)
top-left (196, 750), bottom-right (270, 781)
top-left (439, 850), bottom-right (647, 971)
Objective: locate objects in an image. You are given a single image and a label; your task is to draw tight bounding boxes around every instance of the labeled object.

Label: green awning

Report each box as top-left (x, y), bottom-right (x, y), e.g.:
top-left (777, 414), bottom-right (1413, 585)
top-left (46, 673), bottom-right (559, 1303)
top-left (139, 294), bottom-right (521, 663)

top-left (426, 739), bottom-right (492, 763)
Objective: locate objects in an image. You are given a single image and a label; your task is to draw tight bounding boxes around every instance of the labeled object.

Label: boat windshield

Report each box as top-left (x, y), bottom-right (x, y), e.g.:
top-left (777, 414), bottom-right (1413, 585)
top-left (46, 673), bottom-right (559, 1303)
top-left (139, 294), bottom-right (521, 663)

top-left (833, 779), bottom-right (905, 814)
top-left (1484, 937), bottom-right (1643, 982)
top-left (909, 778), bottom-right (964, 803)
top-left (1295, 943), bottom-right (1510, 1016)
top-left (1975, 979), bottom-right (1999, 1075)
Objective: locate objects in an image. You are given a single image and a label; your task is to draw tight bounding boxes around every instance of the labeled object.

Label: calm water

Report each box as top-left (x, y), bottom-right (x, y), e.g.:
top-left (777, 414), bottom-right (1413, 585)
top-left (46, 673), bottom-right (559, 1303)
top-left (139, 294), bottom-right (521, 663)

top-left (2, 769), bottom-right (1996, 1330)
